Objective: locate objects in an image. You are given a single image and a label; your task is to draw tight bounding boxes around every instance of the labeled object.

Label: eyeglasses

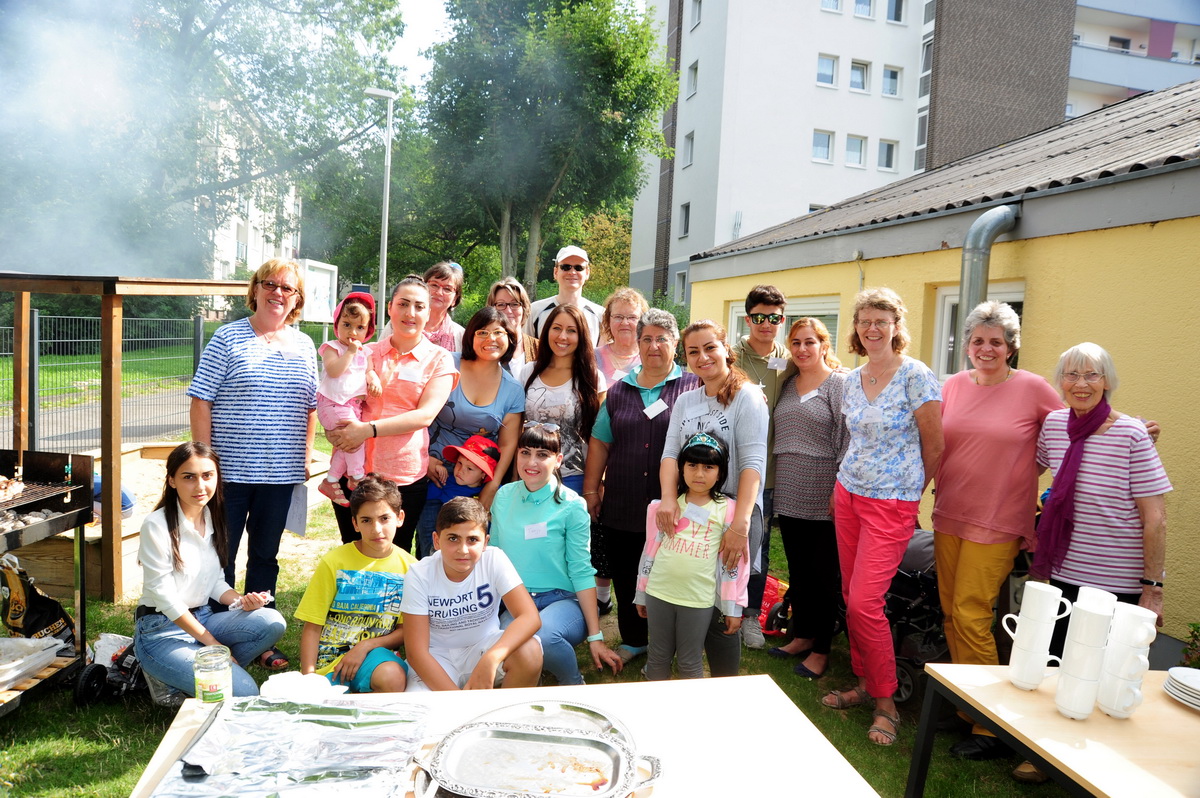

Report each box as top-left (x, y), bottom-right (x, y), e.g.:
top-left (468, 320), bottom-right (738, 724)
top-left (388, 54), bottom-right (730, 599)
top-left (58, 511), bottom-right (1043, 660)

top-left (557, 262), bottom-right (587, 272)
top-left (1062, 371), bottom-right (1105, 384)
top-left (523, 421), bottom-right (561, 432)
top-left (427, 282), bottom-right (457, 295)
top-left (639, 335), bottom-right (673, 347)
top-left (260, 280), bottom-right (298, 296)
top-left (748, 313), bottom-right (784, 325)
top-left (855, 319), bottom-right (895, 330)
top-left (611, 314), bottom-right (640, 324)
top-left (474, 329), bottom-right (508, 340)
top-left (492, 302), bottom-right (522, 311)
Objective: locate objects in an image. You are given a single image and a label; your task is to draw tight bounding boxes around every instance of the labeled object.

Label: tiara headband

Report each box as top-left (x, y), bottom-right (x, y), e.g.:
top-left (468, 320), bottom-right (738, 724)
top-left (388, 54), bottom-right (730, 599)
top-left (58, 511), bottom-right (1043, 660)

top-left (684, 432), bottom-right (723, 452)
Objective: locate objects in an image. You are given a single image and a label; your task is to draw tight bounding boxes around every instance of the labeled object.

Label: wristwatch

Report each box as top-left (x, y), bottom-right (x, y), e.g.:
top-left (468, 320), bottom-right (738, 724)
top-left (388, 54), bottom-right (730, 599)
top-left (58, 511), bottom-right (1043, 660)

top-left (1138, 577), bottom-right (1164, 587)
top-left (585, 631), bottom-right (605, 643)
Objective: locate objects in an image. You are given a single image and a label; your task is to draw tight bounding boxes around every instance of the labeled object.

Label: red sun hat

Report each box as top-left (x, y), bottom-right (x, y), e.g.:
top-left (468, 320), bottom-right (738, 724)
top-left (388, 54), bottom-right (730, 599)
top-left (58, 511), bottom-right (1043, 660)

top-left (333, 291), bottom-right (377, 341)
top-left (442, 434), bottom-right (501, 482)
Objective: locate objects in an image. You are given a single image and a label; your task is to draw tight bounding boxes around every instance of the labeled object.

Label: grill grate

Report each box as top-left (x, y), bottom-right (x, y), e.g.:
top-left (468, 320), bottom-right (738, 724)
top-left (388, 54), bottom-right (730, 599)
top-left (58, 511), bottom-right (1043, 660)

top-left (0, 482), bottom-right (81, 513)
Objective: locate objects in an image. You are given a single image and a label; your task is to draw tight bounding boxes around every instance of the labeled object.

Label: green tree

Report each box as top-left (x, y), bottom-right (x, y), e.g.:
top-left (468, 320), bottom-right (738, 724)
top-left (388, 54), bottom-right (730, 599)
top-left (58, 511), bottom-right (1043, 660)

top-left (425, 0), bottom-right (675, 294)
top-left (0, 0), bottom-right (403, 279)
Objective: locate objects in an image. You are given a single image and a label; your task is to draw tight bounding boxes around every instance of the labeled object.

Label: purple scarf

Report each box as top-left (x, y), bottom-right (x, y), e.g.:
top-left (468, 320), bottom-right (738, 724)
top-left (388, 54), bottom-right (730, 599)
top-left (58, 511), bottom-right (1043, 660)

top-left (1030, 396), bottom-right (1111, 580)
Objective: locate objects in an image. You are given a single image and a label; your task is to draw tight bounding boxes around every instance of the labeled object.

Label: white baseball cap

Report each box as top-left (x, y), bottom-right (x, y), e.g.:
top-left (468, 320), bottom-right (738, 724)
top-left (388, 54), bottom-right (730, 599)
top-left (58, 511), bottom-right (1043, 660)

top-left (555, 245), bottom-right (589, 264)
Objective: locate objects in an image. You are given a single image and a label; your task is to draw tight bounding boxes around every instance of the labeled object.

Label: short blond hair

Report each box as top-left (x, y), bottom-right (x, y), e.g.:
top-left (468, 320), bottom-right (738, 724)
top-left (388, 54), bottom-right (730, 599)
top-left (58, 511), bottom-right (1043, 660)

top-left (245, 259), bottom-right (305, 324)
top-left (600, 287), bottom-right (649, 342)
top-left (846, 287), bottom-right (909, 356)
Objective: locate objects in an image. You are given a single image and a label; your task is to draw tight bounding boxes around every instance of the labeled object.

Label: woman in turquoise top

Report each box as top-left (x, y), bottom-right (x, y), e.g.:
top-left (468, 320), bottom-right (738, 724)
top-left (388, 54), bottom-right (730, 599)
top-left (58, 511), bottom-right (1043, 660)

top-left (489, 424), bottom-right (623, 684)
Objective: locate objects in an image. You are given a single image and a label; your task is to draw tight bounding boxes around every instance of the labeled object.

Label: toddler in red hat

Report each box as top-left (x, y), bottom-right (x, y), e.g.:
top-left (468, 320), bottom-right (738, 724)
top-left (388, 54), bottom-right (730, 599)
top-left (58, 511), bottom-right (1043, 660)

top-left (416, 434), bottom-right (500, 557)
top-left (316, 292), bottom-right (381, 506)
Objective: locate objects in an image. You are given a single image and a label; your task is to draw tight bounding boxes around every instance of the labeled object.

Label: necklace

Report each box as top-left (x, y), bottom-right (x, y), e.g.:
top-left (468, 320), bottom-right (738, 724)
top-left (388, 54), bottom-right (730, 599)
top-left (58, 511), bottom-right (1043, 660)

top-left (249, 318), bottom-right (279, 344)
top-left (972, 367), bottom-right (1013, 386)
top-left (865, 360), bottom-right (898, 385)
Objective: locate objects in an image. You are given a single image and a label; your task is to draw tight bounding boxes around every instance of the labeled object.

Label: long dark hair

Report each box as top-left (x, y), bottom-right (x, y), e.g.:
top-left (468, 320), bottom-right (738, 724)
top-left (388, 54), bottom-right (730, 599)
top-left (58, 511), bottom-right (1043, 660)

top-left (676, 434), bottom-right (730, 503)
top-left (156, 442), bottom-right (229, 571)
top-left (518, 424), bottom-right (566, 504)
top-left (525, 304), bottom-right (601, 439)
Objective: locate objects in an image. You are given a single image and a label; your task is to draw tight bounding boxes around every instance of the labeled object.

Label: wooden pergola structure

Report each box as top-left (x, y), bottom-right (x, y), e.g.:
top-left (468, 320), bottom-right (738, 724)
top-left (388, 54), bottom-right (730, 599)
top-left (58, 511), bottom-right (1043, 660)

top-left (1, 274), bottom-right (247, 601)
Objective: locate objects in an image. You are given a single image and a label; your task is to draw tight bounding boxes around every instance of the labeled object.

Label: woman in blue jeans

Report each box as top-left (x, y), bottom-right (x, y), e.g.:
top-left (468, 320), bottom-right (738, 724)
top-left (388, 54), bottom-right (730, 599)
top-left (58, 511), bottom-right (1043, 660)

top-left (488, 424), bottom-right (623, 684)
top-left (134, 443), bottom-right (286, 697)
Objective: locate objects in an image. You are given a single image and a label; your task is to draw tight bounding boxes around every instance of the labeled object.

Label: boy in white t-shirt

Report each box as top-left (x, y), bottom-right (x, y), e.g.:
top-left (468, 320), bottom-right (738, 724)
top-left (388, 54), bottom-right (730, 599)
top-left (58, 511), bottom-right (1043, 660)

top-left (401, 497), bottom-right (543, 690)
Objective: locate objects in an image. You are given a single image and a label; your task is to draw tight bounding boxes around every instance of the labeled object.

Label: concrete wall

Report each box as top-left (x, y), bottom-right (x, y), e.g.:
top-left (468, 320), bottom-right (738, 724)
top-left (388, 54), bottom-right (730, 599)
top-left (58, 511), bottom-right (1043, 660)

top-left (689, 215), bottom-right (1200, 639)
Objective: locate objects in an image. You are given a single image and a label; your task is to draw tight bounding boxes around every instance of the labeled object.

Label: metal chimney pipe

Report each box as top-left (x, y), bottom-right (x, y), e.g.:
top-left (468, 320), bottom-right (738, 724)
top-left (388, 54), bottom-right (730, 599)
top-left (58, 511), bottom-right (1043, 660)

top-left (953, 205), bottom-right (1019, 372)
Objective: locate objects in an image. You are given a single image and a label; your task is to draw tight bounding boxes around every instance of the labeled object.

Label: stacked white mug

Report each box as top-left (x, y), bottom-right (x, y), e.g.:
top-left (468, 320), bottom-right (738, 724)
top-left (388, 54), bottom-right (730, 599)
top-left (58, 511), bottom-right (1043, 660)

top-left (1097, 603), bottom-right (1157, 719)
top-left (1004, 582), bottom-right (1070, 691)
top-left (1056, 588), bottom-right (1117, 720)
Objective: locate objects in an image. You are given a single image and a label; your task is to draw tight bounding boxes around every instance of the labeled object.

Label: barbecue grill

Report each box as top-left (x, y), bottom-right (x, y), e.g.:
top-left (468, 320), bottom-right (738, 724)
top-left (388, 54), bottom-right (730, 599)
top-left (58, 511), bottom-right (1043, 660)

top-left (0, 449), bottom-right (94, 716)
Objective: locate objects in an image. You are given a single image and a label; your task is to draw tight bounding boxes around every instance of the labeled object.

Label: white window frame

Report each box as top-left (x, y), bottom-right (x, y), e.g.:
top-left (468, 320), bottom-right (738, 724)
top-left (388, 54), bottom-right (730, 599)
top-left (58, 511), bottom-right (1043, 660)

top-left (882, 66), bottom-right (901, 97)
top-left (817, 54), bottom-right (838, 87)
top-left (878, 139), bottom-right (897, 170)
top-left (690, 0), bottom-right (702, 28)
top-left (846, 135), bottom-right (867, 167)
top-left (682, 131), bottom-right (695, 167)
top-left (729, 296), bottom-right (842, 350)
top-left (855, 0), bottom-right (873, 17)
top-left (674, 271), bottom-right (687, 303)
top-left (932, 282), bottom-right (1025, 381)
top-left (886, 0), bottom-right (904, 23)
top-left (849, 61), bottom-right (869, 92)
top-left (821, 0), bottom-right (841, 11)
top-left (812, 130), bottom-right (834, 163)
top-left (686, 61), bottom-right (699, 97)
top-left (679, 202), bottom-right (691, 237)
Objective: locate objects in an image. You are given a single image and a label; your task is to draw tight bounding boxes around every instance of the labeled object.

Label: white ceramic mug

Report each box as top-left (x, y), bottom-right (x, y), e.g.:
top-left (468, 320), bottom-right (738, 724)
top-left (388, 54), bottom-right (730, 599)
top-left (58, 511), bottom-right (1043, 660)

top-left (1002, 612), bottom-right (1055, 653)
top-left (1055, 671), bottom-right (1099, 720)
top-left (1076, 586), bottom-right (1118, 614)
top-left (1066, 602), bottom-right (1113, 647)
top-left (1009, 644), bottom-right (1062, 691)
top-left (1061, 636), bottom-right (1105, 681)
top-left (1097, 674), bottom-right (1143, 719)
top-left (1020, 582), bottom-right (1072, 623)
top-left (1110, 603), bottom-right (1157, 647)
top-left (1102, 641), bottom-right (1151, 680)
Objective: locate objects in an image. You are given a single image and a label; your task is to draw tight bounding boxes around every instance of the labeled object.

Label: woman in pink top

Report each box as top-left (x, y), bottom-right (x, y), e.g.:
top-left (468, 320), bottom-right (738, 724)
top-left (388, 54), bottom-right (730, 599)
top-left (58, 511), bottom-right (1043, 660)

top-left (932, 301), bottom-right (1062, 760)
top-left (594, 288), bottom-right (648, 384)
top-left (327, 275), bottom-right (458, 552)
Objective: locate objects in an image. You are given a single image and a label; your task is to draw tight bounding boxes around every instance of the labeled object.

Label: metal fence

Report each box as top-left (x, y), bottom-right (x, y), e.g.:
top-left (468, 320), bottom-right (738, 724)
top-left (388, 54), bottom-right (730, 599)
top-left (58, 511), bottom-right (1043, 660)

top-left (0, 314), bottom-right (201, 453)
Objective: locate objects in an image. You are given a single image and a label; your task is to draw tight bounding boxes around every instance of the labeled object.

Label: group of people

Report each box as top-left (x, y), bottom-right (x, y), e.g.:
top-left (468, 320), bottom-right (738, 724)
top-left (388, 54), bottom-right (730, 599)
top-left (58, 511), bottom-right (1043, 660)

top-left (133, 252), bottom-right (1170, 761)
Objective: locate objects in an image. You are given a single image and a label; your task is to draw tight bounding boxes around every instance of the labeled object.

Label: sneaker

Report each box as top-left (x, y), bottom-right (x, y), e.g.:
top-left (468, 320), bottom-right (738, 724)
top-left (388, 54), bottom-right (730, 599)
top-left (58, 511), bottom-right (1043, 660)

top-left (741, 616), bottom-right (766, 649)
top-left (597, 598), bottom-right (613, 616)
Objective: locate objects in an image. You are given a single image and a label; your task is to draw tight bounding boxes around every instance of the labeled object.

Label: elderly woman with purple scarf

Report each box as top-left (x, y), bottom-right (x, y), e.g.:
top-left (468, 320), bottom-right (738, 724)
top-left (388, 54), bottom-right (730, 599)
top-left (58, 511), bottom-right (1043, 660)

top-left (1035, 342), bottom-right (1170, 657)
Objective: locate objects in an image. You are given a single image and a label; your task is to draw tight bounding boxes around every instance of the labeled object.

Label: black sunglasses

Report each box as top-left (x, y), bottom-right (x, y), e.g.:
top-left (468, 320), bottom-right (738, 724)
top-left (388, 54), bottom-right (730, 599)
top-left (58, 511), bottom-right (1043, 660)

top-left (557, 262), bottom-right (587, 272)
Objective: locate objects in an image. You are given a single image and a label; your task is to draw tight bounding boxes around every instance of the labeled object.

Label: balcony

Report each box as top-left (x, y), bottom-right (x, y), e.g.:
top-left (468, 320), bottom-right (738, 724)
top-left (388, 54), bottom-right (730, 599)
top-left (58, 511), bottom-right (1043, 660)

top-left (1069, 41), bottom-right (1200, 91)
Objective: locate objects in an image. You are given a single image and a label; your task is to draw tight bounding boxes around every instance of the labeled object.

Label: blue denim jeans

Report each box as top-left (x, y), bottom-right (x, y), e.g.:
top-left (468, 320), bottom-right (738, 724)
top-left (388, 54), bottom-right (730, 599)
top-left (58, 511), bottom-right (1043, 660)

top-left (223, 481), bottom-right (296, 597)
top-left (134, 606), bottom-right (286, 696)
top-left (501, 588), bottom-right (585, 685)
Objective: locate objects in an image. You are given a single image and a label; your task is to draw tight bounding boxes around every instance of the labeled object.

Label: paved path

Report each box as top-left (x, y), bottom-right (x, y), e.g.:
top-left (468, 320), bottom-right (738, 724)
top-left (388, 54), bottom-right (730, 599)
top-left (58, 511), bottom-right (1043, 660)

top-left (0, 385), bottom-right (191, 453)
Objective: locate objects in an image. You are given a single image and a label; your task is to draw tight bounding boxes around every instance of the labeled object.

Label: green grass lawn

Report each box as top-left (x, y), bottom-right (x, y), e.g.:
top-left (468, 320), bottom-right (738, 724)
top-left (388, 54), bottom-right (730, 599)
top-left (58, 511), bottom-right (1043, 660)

top-left (0, 514), bottom-right (1068, 798)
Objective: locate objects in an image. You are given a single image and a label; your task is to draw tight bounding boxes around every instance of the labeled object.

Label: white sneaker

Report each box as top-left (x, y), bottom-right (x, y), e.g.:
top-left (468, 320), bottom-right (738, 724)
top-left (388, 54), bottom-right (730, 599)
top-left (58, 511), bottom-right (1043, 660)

top-left (741, 616), bottom-right (766, 649)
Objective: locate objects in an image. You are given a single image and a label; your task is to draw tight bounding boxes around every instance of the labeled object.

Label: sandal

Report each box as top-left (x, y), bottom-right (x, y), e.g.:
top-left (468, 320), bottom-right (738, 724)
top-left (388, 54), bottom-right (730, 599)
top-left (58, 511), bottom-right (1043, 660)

top-left (318, 479), bottom-right (350, 507)
top-left (258, 647), bottom-right (290, 671)
top-left (821, 686), bottom-right (871, 710)
top-left (868, 710), bottom-right (901, 746)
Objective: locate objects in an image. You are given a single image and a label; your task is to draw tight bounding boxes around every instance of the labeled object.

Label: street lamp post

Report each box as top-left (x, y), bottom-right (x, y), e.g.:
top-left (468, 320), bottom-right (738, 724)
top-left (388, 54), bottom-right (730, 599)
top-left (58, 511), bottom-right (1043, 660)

top-left (365, 87), bottom-right (398, 332)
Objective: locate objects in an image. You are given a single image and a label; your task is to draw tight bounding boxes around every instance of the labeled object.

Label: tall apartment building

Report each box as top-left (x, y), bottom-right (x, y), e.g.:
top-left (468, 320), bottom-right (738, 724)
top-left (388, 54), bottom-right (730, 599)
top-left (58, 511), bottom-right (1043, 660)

top-left (631, 0), bottom-right (1200, 303)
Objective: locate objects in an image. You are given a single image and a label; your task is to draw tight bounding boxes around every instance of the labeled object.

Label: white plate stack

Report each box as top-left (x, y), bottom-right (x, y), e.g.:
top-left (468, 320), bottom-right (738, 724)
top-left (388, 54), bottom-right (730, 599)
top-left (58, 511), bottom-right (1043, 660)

top-left (1164, 667), bottom-right (1200, 711)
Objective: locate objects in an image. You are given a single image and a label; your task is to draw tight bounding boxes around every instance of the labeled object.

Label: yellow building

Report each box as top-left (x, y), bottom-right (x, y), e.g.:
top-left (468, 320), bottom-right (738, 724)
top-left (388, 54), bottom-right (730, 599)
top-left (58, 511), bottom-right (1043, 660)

top-left (687, 79), bottom-right (1200, 642)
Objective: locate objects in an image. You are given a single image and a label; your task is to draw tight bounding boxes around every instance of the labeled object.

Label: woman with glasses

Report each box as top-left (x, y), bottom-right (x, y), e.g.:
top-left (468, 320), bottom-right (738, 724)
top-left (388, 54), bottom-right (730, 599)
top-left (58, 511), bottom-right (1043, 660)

top-left (516, 304), bottom-right (606, 495)
top-left (489, 423), bottom-right (624, 684)
top-left (594, 288), bottom-right (649, 385)
top-left (1036, 343), bottom-right (1169, 650)
top-left (819, 288), bottom-right (943, 748)
top-left (325, 275), bottom-right (458, 554)
top-left (583, 309), bottom-right (699, 666)
top-left (487, 278), bottom-right (538, 371)
top-left (188, 259), bottom-right (318, 670)
top-left (421, 261), bottom-right (465, 352)
top-left (656, 319), bottom-right (770, 677)
top-left (416, 306), bottom-right (525, 556)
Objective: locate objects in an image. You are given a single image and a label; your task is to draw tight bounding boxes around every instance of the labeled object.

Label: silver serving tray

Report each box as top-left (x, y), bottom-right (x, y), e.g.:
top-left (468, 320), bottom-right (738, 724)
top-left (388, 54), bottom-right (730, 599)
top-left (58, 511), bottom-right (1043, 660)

top-left (419, 720), bottom-right (659, 798)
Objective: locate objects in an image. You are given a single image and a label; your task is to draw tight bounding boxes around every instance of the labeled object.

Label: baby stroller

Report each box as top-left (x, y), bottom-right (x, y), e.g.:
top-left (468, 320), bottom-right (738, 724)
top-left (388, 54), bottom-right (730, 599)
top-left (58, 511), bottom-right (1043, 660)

top-left (885, 529), bottom-right (948, 704)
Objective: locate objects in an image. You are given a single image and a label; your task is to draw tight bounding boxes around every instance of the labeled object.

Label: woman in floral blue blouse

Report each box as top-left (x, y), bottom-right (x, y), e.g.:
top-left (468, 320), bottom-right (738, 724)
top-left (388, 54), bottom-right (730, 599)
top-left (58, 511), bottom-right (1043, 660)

top-left (819, 288), bottom-right (943, 748)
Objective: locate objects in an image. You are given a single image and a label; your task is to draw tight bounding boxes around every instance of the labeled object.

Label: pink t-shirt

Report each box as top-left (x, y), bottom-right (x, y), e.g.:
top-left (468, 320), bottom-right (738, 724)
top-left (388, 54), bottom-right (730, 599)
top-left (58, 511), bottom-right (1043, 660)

top-left (933, 369), bottom-right (1062, 544)
top-left (364, 336), bottom-right (458, 484)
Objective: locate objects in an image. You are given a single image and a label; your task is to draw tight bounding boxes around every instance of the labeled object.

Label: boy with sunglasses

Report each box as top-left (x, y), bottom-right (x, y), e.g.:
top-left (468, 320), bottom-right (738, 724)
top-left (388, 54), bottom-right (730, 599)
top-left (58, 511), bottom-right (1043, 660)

top-left (527, 245), bottom-right (605, 346)
top-left (732, 284), bottom-right (790, 649)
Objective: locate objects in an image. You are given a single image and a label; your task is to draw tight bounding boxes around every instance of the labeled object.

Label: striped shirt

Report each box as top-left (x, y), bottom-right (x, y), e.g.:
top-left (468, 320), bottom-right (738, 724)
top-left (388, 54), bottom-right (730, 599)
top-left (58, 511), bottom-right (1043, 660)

top-left (1037, 410), bottom-right (1171, 593)
top-left (188, 318), bottom-right (318, 484)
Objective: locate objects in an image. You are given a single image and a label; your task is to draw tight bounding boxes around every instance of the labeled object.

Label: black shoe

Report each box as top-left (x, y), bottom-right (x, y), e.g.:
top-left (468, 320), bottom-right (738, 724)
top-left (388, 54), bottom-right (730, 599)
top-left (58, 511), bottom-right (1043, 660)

top-left (597, 598), bottom-right (613, 616)
top-left (949, 735), bottom-right (1012, 761)
top-left (936, 713), bottom-right (973, 734)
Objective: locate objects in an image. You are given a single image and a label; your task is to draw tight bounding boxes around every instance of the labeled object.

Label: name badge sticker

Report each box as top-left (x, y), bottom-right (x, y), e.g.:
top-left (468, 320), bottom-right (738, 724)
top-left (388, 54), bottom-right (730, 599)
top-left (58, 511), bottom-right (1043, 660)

top-left (768, 357), bottom-right (789, 371)
top-left (643, 399), bottom-right (668, 419)
top-left (862, 406), bottom-right (884, 424)
top-left (396, 366), bottom-right (422, 383)
top-left (800, 389), bottom-right (819, 403)
top-left (524, 522), bottom-right (548, 540)
top-left (682, 502), bottom-right (710, 526)
top-left (611, 369), bottom-right (628, 382)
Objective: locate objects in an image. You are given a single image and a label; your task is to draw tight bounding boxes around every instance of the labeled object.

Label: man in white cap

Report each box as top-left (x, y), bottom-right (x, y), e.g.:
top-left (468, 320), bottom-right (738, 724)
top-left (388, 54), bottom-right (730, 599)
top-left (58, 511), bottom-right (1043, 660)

top-left (527, 245), bottom-right (605, 346)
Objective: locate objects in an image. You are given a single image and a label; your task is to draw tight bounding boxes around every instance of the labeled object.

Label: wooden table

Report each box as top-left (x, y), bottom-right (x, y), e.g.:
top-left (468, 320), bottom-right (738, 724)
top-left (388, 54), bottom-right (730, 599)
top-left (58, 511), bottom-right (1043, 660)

top-left (132, 674), bottom-right (878, 797)
top-left (906, 664), bottom-right (1200, 797)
